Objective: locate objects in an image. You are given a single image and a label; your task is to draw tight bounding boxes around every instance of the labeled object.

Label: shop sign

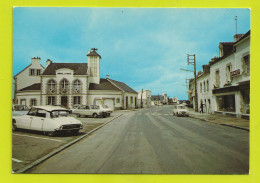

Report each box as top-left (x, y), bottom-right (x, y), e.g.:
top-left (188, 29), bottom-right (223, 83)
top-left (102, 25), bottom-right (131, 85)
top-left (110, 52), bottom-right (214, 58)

top-left (231, 69), bottom-right (240, 77)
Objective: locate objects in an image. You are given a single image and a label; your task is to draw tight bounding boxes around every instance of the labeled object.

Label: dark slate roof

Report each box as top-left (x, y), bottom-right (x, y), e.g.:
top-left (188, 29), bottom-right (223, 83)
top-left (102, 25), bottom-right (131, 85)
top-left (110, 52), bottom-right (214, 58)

top-left (235, 30), bottom-right (250, 45)
top-left (42, 63), bottom-right (88, 75)
top-left (151, 95), bottom-right (164, 101)
top-left (209, 30), bottom-right (250, 66)
top-left (19, 83), bottom-right (41, 91)
top-left (87, 50), bottom-right (101, 58)
top-left (89, 79), bottom-right (121, 91)
top-left (219, 42), bottom-right (235, 56)
top-left (108, 79), bottom-right (137, 93)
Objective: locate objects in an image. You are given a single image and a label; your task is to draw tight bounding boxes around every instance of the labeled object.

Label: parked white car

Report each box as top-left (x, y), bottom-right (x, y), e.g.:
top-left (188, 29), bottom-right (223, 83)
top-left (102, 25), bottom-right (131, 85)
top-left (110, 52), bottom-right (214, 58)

top-left (96, 105), bottom-right (113, 117)
top-left (173, 104), bottom-right (189, 117)
top-left (12, 105), bottom-right (30, 116)
top-left (71, 105), bottom-right (108, 118)
top-left (12, 106), bottom-right (83, 136)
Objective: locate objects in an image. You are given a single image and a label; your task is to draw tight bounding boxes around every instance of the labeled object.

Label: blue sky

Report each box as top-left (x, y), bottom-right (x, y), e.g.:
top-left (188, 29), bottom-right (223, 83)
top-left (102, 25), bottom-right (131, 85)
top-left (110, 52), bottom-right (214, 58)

top-left (13, 8), bottom-right (250, 100)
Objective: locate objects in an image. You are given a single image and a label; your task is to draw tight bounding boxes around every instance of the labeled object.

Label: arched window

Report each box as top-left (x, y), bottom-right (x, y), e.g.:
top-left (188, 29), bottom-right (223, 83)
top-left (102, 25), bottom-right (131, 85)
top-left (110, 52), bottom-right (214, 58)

top-left (60, 79), bottom-right (69, 93)
top-left (48, 79), bottom-right (56, 93)
top-left (73, 79), bottom-right (81, 92)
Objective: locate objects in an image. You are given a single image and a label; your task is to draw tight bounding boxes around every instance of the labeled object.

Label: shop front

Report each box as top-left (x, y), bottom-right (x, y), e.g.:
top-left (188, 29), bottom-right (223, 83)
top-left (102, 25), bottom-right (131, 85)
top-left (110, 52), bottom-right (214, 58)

top-left (212, 80), bottom-right (250, 119)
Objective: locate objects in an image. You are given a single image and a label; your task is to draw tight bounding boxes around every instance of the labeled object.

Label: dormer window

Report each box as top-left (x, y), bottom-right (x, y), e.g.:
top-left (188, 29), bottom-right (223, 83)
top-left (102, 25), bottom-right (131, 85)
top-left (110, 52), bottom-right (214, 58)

top-left (219, 48), bottom-right (224, 57)
top-left (37, 69), bottom-right (41, 75)
top-left (30, 69), bottom-right (35, 76)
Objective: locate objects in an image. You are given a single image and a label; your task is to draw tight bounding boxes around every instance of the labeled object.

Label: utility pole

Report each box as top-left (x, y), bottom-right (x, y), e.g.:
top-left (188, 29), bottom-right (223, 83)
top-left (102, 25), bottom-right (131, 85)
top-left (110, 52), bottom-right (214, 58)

top-left (141, 89), bottom-right (143, 108)
top-left (187, 54), bottom-right (198, 112)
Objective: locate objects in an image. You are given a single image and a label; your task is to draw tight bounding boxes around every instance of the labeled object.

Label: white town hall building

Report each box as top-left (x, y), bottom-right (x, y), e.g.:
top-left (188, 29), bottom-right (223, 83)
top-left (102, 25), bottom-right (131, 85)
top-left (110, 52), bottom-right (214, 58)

top-left (14, 48), bottom-right (138, 110)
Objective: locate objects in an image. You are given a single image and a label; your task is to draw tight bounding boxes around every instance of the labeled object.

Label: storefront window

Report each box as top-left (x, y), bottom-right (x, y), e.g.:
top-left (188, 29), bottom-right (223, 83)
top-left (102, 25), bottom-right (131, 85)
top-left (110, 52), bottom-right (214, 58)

top-left (242, 90), bottom-right (250, 114)
top-left (217, 95), bottom-right (235, 112)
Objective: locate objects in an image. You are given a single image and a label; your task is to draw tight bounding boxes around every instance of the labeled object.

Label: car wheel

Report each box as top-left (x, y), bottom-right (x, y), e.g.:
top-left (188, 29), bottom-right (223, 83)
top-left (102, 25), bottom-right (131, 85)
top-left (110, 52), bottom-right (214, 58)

top-left (45, 131), bottom-right (56, 137)
top-left (173, 112), bottom-right (175, 116)
top-left (93, 113), bottom-right (98, 118)
top-left (12, 120), bottom-right (17, 131)
top-left (76, 113), bottom-right (81, 118)
top-left (107, 113), bottom-right (110, 117)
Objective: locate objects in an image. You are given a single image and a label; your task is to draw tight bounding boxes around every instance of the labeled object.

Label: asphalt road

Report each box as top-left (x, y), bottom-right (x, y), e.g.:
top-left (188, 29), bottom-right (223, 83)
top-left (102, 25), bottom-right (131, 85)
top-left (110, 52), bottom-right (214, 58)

top-left (28, 106), bottom-right (249, 174)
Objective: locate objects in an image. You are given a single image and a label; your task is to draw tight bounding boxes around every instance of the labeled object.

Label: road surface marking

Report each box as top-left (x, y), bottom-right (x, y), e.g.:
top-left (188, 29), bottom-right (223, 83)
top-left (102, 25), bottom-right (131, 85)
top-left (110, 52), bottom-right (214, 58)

top-left (12, 158), bottom-right (23, 163)
top-left (13, 134), bottom-right (63, 142)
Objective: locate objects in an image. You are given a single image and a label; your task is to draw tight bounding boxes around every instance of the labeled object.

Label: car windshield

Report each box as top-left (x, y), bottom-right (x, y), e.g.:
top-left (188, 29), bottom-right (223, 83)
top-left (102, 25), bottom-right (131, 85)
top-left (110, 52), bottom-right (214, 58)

top-left (177, 106), bottom-right (186, 109)
top-left (102, 105), bottom-right (109, 109)
top-left (51, 110), bottom-right (71, 118)
top-left (13, 105), bottom-right (29, 111)
top-left (90, 105), bottom-right (100, 109)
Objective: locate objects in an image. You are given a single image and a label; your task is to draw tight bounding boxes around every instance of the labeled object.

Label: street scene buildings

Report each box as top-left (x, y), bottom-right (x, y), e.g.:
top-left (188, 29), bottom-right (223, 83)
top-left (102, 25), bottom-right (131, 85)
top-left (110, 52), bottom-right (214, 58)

top-left (14, 49), bottom-right (138, 110)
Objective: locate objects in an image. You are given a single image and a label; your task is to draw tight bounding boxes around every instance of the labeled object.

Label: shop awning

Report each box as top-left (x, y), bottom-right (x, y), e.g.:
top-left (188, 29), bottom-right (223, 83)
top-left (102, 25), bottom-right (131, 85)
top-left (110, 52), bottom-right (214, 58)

top-left (212, 80), bottom-right (250, 94)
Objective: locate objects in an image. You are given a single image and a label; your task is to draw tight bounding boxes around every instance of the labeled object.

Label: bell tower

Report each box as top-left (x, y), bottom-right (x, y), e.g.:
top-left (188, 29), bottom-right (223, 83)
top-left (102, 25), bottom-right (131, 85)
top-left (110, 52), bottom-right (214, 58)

top-left (87, 48), bottom-right (101, 84)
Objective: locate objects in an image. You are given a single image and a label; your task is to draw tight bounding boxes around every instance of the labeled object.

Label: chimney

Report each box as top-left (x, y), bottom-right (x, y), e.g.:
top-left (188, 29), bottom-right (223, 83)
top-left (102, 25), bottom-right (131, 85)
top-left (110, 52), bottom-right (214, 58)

top-left (106, 75), bottom-right (110, 79)
top-left (203, 65), bottom-right (210, 74)
top-left (46, 59), bottom-right (52, 68)
top-left (234, 34), bottom-right (245, 42)
top-left (31, 56), bottom-right (41, 66)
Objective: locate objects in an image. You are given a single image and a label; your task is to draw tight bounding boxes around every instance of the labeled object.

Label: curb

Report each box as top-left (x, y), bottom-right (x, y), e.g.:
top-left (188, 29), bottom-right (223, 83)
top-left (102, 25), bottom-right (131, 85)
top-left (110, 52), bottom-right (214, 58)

top-left (189, 115), bottom-right (249, 131)
top-left (15, 114), bottom-right (124, 173)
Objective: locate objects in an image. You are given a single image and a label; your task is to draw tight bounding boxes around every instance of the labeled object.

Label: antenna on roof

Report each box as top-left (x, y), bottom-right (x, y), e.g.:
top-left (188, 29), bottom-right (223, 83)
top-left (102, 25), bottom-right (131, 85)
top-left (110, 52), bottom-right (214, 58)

top-left (235, 16), bottom-right (238, 35)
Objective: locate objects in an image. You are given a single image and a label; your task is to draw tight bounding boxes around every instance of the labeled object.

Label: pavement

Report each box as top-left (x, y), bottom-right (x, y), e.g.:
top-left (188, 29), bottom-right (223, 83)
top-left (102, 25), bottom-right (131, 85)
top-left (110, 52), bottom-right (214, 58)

top-left (187, 108), bottom-right (250, 131)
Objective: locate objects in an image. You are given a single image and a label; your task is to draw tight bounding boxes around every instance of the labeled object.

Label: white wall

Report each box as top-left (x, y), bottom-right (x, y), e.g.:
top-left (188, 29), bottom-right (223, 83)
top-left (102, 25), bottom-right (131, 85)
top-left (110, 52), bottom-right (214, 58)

top-left (88, 90), bottom-right (122, 110)
top-left (196, 74), bottom-right (212, 113)
top-left (15, 58), bottom-right (44, 90)
top-left (16, 91), bottom-right (41, 107)
top-left (209, 36), bottom-right (250, 114)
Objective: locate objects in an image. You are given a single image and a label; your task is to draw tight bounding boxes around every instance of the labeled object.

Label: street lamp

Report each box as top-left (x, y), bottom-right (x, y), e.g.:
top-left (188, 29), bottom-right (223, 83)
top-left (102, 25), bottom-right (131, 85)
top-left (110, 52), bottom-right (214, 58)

top-left (180, 68), bottom-right (193, 72)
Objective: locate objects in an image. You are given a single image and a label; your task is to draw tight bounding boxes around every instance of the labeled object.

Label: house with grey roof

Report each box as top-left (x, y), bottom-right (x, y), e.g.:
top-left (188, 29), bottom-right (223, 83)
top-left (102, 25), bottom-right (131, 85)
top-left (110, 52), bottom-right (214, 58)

top-left (14, 48), bottom-right (138, 110)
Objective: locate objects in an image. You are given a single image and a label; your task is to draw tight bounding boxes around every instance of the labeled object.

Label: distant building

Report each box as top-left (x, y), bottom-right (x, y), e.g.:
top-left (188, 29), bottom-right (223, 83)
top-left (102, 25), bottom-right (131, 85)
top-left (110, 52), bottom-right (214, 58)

top-left (161, 92), bottom-right (169, 104)
top-left (14, 49), bottom-right (138, 110)
top-left (151, 94), bottom-right (164, 106)
top-left (137, 89), bottom-right (151, 108)
top-left (172, 97), bottom-right (179, 104)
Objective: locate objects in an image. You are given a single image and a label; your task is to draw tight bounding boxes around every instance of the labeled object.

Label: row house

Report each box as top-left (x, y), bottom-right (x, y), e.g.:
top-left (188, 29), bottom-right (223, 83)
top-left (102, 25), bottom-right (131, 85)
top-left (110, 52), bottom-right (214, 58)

top-left (14, 49), bottom-right (138, 110)
top-left (189, 31), bottom-right (250, 119)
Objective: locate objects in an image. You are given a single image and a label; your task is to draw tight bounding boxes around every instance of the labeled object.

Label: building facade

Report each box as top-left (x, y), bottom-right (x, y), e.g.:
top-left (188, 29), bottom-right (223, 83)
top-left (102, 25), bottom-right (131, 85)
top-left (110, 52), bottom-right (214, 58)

top-left (196, 65), bottom-right (212, 113)
top-left (188, 31), bottom-right (250, 118)
top-left (14, 49), bottom-right (138, 110)
top-left (210, 31), bottom-right (250, 119)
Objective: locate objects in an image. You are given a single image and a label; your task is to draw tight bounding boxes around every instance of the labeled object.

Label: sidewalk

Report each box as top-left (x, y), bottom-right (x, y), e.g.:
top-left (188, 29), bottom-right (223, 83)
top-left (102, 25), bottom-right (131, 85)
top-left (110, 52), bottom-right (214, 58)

top-left (187, 108), bottom-right (250, 131)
